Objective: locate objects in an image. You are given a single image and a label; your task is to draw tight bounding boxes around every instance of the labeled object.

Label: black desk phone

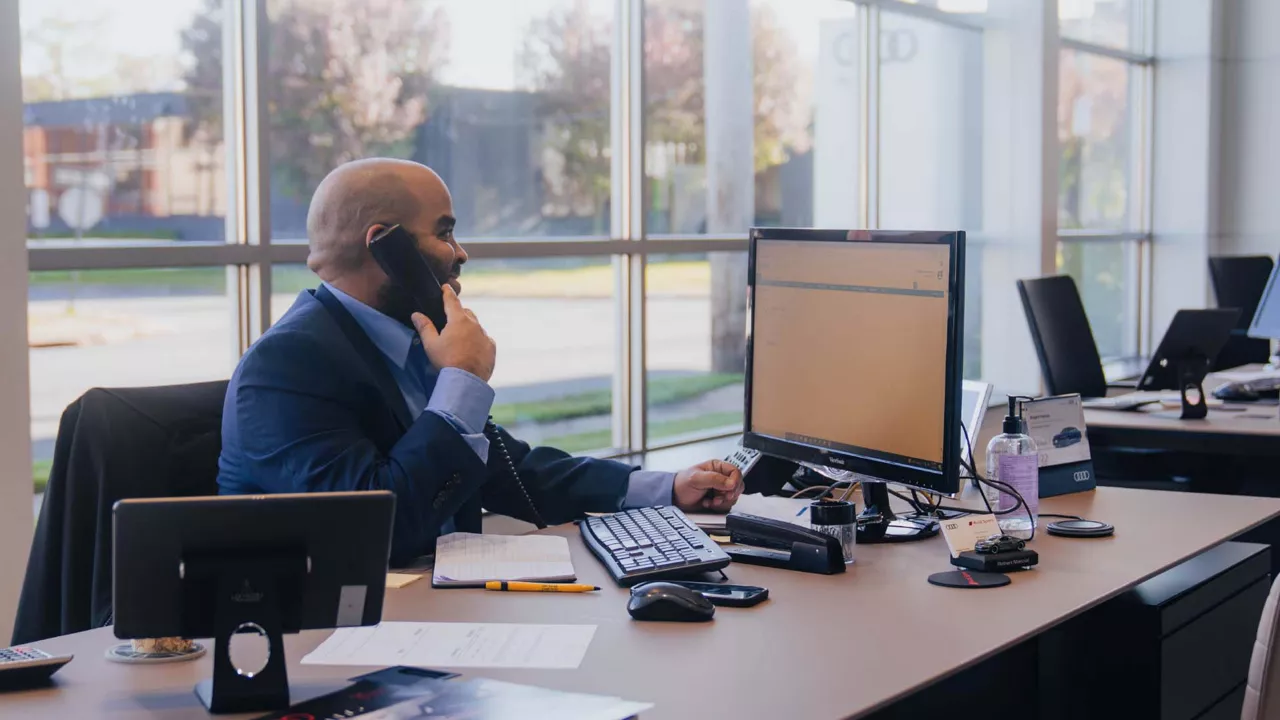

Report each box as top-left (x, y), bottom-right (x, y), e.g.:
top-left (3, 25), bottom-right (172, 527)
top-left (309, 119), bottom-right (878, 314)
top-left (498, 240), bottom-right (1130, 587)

top-left (366, 223), bottom-right (546, 528)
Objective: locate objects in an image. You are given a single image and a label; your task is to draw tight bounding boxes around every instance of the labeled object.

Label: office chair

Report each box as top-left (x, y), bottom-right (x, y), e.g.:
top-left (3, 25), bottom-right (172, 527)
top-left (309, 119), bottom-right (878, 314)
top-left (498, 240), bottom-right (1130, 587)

top-left (12, 381), bottom-right (228, 645)
top-left (1209, 255), bottom-right (1275, 370)
top-left (1017, 276), bottom-right (1109, 397)
top-left (1243, 575), bottom-right (1280, 720)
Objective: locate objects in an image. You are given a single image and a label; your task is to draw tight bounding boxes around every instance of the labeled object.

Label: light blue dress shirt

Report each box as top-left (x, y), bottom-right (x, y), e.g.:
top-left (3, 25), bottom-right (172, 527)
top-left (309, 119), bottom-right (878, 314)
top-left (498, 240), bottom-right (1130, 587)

top-left (323, 284), bottom-right (674, 531)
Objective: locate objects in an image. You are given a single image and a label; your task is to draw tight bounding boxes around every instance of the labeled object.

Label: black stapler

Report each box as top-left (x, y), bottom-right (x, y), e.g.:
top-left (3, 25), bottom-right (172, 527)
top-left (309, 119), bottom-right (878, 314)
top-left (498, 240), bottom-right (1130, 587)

top-left (724, 513), bottom-right (846, 575)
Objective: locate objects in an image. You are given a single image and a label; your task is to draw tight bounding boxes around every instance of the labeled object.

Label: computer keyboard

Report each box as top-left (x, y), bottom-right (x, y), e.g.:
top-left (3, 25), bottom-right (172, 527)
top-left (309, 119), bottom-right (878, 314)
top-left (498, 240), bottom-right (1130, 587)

top-left (581, 507), bottom-right (732, 586)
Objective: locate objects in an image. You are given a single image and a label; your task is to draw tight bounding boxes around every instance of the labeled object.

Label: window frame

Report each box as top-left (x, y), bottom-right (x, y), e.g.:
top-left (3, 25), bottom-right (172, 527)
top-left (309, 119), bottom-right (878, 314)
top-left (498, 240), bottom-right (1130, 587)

top-left (21, 0), bottom-right (1160, 458)
top-left (1055, 0), bottom-right (1155, 361)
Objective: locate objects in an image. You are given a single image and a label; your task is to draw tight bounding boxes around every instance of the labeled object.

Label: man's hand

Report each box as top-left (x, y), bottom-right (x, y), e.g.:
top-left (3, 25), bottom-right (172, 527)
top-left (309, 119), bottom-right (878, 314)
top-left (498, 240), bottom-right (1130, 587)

top-left (672, 460), bottom-right (743, 513)
top-left (412, 285), bottom-right (497, 382)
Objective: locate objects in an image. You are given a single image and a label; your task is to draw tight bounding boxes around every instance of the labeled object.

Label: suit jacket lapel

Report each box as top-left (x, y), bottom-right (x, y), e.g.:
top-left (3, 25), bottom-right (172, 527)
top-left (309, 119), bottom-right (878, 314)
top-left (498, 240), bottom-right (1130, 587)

top-left (312, 286), bottom-right (413, 430)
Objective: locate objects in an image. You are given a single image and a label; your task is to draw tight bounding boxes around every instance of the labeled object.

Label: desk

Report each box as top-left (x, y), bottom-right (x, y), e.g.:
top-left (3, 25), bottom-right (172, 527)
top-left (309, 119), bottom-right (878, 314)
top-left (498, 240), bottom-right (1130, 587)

top-left (1085, 370), bottom-right (1280, 457)
top-left (9, 487), bottom-right (1280, 719)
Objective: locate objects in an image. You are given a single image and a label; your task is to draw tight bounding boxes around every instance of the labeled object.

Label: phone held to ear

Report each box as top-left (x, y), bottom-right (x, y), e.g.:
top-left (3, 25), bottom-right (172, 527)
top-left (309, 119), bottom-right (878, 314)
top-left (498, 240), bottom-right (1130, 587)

top-left (368, 224), bottom-right (449, 332)
top-left (367, 224), bottom-right (547, 530)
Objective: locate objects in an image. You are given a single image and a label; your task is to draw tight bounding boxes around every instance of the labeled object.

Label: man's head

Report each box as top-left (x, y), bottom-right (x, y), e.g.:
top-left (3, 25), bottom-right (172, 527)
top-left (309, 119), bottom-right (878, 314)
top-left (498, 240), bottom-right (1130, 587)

top-left (305, 158), bottom-right (467, 324)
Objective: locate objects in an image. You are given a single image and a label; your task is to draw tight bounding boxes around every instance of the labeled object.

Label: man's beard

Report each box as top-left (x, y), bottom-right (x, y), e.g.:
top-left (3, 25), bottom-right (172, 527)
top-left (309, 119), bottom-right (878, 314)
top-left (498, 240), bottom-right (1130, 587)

top-left (373, 257), bottom-right (461, 327)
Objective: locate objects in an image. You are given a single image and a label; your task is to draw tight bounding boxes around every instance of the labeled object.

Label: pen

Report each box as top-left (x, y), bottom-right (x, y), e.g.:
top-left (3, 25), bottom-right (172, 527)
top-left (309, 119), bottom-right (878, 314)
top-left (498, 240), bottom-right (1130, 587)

top-left (484, 581), bottom-right (601, 593)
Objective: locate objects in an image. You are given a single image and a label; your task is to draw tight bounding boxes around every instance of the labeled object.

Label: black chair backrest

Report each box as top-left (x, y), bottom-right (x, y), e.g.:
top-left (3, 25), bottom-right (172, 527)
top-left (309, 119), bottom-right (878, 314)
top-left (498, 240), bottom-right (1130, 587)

top-left (1209, 256), bottom-right (1275, 369)
top-left (13, 381), bottom-right (229, 645)
top-left (1209, 255), bottom-right (1275, 329)
top-left (1017, 276), bottom-right (1108, 398)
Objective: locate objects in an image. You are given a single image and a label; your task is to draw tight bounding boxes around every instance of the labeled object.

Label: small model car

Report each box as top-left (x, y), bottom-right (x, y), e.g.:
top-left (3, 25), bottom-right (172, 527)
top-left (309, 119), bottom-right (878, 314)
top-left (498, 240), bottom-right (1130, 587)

top-left (974, 534), bottom-right (1027, 554)
top-left (1052, 426), bottom-right (1083, 448)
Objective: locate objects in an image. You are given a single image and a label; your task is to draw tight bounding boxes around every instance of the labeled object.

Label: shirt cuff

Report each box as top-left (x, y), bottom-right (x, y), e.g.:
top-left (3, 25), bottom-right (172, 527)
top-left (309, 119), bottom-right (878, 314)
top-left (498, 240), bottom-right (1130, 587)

top-left (622, 470), bottom-right (676, 509)
top-left (427, 367), bottom-right (495, 433)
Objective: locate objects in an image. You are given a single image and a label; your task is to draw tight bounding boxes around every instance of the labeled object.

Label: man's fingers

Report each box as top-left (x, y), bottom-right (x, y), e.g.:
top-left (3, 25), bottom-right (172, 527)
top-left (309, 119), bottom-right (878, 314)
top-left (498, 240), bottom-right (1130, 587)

top-left (411, 312), bottom-right (438, 342)
top-left (441, 284), bottom-right (466, 322)
top-left (685, 470), bottom-right (728, 490)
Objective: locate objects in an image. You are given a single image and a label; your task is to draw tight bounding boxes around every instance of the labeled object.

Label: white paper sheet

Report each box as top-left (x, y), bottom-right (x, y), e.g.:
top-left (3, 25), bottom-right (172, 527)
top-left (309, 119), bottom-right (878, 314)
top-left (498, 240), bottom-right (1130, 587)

top-left (301, 622), bottom-right (597, 670)
top-left (431, 532), bottom-right (575, 587)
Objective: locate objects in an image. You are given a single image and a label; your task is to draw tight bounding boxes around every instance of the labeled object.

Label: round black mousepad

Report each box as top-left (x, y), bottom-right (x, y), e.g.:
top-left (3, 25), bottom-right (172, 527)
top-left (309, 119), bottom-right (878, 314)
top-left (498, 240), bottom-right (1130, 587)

top-left (927, 570), bottom-right (1010, 589)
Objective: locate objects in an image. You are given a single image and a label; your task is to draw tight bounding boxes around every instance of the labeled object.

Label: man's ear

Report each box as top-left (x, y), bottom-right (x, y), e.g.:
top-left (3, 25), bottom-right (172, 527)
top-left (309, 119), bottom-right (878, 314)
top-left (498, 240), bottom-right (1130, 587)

top-left (365, 224), bottom-right (388, 247)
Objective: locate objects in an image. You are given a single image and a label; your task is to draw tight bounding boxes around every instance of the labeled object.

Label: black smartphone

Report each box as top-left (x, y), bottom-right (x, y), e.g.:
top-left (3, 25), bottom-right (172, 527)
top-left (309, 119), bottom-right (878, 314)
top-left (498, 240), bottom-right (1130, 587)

top-left (669, 581), bottom-right (768, 608)
top-left (368, 224), bottom-right (448, 331)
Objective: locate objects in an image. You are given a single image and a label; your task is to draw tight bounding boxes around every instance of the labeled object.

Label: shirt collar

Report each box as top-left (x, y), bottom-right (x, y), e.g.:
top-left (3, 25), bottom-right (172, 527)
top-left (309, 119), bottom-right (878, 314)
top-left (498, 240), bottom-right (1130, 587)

top-left (322, 282), bottom-right (416, 369)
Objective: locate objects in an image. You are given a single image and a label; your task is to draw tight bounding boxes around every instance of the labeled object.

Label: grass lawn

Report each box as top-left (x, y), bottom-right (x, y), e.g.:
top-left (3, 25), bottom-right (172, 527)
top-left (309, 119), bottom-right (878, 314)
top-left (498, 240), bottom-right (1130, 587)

top-left (33, 459), bottom-right (51, 495)
top-left (540, 411), bottom-right (744, 454)
top-left (492, 372), bottom-right (741, 425)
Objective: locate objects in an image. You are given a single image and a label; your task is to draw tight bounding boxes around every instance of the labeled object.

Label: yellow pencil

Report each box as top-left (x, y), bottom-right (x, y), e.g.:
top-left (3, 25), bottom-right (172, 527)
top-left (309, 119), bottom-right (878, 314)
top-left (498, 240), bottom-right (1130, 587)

top-left (484, 581), bottom-right (600, 593)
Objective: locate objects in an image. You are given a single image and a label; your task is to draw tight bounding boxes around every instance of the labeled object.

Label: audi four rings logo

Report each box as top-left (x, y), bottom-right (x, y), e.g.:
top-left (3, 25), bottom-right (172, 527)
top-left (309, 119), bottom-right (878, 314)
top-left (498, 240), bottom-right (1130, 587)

top-left (1073, 470), bottom-right (1092, 482)
top-left (881, 29), bottom-right (919, 64)
top-left (831, 29), bottom-right (919, 66)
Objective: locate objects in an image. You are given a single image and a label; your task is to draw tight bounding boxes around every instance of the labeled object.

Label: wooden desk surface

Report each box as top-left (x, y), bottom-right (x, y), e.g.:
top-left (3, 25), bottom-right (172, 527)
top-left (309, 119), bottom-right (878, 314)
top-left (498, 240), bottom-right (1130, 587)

top-left (1084, 368), bottom-right (1280, 455)
top-left (10, 488), bottom-right (1280, 720)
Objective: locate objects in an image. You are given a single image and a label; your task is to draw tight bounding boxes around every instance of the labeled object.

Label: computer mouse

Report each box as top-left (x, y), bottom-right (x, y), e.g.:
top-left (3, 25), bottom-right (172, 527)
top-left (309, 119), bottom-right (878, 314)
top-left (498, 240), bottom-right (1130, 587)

top-left (1213, 382), bottom-right (1260, 402)
top-left (627, 582), bottom-right (715, 622)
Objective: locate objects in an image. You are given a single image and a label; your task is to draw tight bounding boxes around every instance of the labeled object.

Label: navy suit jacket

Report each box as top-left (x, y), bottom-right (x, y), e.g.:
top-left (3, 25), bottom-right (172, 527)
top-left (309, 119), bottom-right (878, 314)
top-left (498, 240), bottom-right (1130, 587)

top-left (218, 286), bottom-right (636, 566)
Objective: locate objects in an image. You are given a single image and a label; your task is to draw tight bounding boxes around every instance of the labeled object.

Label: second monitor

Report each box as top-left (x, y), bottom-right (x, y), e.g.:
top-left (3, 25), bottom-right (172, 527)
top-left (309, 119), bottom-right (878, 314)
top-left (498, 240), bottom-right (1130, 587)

top-left (743, 228), bottom-right (965, 542)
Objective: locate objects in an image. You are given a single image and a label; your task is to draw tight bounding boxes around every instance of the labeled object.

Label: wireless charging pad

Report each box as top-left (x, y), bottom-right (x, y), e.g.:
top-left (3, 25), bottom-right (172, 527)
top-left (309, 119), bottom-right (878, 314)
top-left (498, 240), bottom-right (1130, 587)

top-left (1046, 519), bottom-right (1114, 538)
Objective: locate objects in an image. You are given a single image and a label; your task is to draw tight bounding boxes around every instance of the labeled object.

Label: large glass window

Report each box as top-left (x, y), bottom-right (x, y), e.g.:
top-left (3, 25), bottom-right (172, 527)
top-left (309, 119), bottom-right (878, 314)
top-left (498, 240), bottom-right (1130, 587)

top-left (20, 0), bottom-right (227, 246)
top-left (646, 252), bottom-right (747, 445)
top-left (878, 11), bottom-right (983, 230)
top-left (466, 257), bottom-right (618, 454)
top-left (260, 0), bottom-right (612, 242)
top-left (1057, 241), bottom-right (1140, 360)
top-left (643, 0), bottom-right (861, 235)
top-left (15, 0), bottom-right (1161, 497)
top-left (1059, 0), bottom-right (1144, 52)
top-left (1058, 49), bottom-right (1137, 231)
top-left (28, 269), bottom-right (235, 492)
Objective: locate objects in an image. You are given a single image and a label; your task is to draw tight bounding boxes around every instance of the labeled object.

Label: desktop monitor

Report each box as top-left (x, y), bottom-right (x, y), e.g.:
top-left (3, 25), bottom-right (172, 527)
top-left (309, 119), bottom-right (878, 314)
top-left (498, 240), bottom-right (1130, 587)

top-left (1249, 256), bottom-right (1280, 343)
top-left (114, 491), bottom-right (395, 713)
top-left (743, 228), bottom-right (965, 542)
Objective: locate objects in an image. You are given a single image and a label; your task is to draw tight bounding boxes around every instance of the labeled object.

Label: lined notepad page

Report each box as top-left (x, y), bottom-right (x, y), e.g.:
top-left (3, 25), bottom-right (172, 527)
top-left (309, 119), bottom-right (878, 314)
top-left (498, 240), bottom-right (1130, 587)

top-left (432, 532), bottom-right (576, 587)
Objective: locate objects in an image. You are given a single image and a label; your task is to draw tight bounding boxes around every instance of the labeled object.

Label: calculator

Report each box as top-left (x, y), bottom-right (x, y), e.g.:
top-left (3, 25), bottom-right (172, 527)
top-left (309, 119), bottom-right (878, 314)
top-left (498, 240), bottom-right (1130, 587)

top-left (0, 645), bottom-right (73, 690)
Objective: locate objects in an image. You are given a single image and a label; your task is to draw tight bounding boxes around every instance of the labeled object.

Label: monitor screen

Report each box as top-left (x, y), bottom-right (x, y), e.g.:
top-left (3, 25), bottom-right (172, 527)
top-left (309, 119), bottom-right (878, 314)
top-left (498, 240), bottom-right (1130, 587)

top-left (1250, 258), bottom-right (1280, 341)
top-left (744, 229), bottom-right (963, 494)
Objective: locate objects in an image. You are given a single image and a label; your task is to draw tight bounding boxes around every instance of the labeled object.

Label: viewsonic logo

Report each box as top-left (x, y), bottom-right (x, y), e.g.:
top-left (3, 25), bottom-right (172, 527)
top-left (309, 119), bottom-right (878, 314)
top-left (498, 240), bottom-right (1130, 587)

top-left (231, 580), bottom-right (263, 604)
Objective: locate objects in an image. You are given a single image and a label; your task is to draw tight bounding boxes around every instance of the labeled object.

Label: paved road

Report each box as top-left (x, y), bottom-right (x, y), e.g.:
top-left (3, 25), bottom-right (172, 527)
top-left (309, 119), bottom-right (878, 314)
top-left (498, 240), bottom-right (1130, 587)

top-left (29, 294), bottom-right (724, 459)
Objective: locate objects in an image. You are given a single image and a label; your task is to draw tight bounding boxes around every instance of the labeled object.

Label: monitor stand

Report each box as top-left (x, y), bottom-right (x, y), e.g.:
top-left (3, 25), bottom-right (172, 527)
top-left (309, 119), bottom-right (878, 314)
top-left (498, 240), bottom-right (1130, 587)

top-left (857, 480), bottom-right (939, 544)
top-left (184, 551), bottom-right (307, 714)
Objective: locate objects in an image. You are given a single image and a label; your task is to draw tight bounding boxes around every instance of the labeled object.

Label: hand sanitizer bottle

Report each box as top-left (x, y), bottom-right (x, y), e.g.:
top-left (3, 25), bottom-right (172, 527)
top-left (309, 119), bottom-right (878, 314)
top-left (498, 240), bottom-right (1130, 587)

top-left (984, 397), bottom-right (1039, 540)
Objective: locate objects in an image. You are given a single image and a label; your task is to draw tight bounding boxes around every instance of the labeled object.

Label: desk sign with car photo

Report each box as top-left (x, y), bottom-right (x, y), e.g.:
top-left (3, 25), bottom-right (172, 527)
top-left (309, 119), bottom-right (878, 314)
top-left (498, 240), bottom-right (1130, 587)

top-left (1019, 394), bottom-right (1097, 497)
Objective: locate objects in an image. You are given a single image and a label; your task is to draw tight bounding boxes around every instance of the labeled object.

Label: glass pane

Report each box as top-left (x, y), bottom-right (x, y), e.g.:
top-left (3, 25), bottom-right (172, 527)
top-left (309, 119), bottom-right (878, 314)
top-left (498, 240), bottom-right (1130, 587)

top-left (1057, 241), bottom-right (1140, 360)
top-left (20, 0), bottom-right (228, 244)
top-left (643, 0), bottom-right (861, 235)
top-left (264, 0), bottom-right (612, 241)
top-left (646, 252), bottom-right (746, 445)
top-left (1058, 49), bottom-right (1136, 231)
top-left (879, 12), bottom-right (983, 230)
top-left (1059, 0), bottom-right (1145, 53)
top-left (273, 257), bottom-right (620, 454)
top-left (30, 268), bottom-right (236, 493)
top-left (963, 240), bottom-right (982, 379)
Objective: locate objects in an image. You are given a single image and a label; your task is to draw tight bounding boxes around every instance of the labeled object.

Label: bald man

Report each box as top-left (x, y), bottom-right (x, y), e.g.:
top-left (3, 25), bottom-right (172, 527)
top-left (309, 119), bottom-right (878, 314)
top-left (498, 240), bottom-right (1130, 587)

top-left (218, 159), bottom-right (742, 565)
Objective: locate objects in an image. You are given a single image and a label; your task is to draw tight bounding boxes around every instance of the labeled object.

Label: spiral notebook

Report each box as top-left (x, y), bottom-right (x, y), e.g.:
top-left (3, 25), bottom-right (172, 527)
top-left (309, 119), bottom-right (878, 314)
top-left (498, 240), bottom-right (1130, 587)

top-left (431, 532), bottom-right (577, 588)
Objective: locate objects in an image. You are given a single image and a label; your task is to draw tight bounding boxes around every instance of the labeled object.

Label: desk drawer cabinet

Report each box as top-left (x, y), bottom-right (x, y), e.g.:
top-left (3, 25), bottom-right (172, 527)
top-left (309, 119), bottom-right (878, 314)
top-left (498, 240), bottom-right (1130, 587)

top-left (1043, 542), bottom-right (1270, 720)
